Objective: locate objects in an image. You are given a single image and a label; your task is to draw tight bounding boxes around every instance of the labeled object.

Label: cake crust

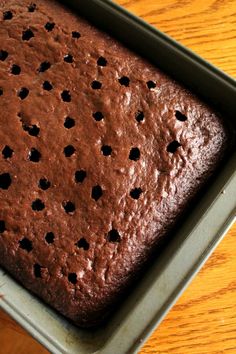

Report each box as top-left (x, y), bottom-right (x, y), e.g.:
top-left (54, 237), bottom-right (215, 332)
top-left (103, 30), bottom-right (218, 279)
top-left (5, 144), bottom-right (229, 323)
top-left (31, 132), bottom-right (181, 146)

top-left (0, 0), bottom-right (227, 326)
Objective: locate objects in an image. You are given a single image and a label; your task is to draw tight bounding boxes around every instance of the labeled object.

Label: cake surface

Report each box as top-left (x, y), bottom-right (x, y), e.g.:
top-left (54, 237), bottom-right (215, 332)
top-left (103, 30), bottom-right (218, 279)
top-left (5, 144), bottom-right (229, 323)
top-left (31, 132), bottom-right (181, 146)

top-left (0, 0), bottom-right (227, 326)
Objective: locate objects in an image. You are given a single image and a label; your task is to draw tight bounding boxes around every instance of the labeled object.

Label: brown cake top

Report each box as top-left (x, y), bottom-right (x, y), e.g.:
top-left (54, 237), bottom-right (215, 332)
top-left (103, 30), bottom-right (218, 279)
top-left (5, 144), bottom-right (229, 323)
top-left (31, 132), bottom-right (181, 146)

top-left (0, 0), bottom-right (227, 326)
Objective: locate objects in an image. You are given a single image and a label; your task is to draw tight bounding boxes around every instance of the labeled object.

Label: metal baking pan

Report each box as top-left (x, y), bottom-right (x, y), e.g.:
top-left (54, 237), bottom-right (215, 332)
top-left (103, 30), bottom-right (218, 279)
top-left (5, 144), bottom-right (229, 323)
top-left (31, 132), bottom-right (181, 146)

top-left (0, 0), bottom-right (235, 353)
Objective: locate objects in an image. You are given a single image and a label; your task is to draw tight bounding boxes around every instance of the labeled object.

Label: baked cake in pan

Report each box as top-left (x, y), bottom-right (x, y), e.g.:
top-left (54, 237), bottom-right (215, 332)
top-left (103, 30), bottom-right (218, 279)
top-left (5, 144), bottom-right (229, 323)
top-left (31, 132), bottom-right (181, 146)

top-left (0, 0), bottom-right (228, 326)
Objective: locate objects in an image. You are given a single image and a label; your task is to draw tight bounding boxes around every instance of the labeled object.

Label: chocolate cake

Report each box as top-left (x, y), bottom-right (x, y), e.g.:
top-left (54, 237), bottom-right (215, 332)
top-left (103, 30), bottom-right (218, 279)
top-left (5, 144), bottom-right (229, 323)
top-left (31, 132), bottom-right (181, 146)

top-left (0, 0), bottom-right (228, 327)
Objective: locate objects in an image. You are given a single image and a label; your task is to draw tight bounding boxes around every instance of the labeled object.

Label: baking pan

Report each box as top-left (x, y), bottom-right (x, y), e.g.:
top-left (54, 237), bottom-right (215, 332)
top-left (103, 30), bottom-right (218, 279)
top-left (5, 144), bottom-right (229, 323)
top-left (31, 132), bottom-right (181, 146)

top-left (0, 1), bottom-right (235, 353)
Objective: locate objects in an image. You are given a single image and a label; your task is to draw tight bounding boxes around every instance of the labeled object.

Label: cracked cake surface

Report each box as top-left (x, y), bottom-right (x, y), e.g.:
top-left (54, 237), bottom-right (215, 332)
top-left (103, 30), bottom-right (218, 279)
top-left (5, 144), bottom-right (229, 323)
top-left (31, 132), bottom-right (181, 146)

top-left (0, 0), bottom-right (228, 326)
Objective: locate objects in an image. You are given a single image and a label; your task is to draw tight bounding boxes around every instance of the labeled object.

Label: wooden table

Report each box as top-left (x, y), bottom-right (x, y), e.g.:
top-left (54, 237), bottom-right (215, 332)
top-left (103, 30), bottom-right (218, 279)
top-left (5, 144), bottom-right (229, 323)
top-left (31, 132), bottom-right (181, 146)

top-left (0, 1), bottom-right (235, 353)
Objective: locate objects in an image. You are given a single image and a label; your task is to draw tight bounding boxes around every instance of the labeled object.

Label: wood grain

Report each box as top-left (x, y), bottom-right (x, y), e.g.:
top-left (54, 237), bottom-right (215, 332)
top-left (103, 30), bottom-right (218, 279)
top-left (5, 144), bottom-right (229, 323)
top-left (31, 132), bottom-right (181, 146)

top-left (0, 0), bottom-right (235, 353)
top-left (140, 225), bottom-right (236, 354)
top-left (117, 0), bottom-right (236, 78)
top-left (0, 309), bottom-right (48, 354)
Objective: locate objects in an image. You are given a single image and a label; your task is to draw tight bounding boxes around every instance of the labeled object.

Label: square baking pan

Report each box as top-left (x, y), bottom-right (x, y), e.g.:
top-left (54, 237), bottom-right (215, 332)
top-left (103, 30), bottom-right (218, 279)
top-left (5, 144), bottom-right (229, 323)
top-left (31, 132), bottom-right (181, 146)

top-left (0, 0), bottom-right (235, 353)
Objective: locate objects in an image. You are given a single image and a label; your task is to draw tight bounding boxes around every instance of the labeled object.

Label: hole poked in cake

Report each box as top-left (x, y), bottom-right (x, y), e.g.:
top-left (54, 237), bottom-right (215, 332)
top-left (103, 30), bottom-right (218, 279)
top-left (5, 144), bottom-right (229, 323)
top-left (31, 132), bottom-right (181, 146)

top-left (119, 76), bottom-right (130, 87)
top-left (64, 145), bottom-right (75, 157)
top-left (0, 220), bottom-right (6, 233)
top-left (0, 88), bottom-right (3, 96)
top-left (3, 11), bottom-right (13, 20)
top-left (147, 80), bottom-right (156, 89)
top-left (76, 238), bottom-right (89, 251)
top-left (11, 64), bottom-right (21, 75)
top-left (64, 54), bottom-right (74, 63)
top-left (75, 170), bottom-right (86, 183)
top-left (39, 178), bottom-right (51, 190)
top-left (130, 187), bottom-right (143, 200)
top-left (28, 148), bottom-right (41, 162)
top-left (68, 272), bottom-right (77, 284)
top-left (2, 145), bottom-right (13, 159)
top-left (63, 201), bottom-right (75, 214)
top-left (64, 117), bottom-right (75, 129)
top-left (91, 81), bottom-right (102, 90)
top-left (0, 50), bottom-right (8, 61)
top-left (135, 111), bottom-right (145, 123)
top-left (22, 29), bottom-right (34, 41)
top-left (19, 237), bottom-right (33, 252)
top-left (101, 145), bottom-right (112, 156)
top-left (167, 140), bottom-right (181, 153)
top-left (107, 229), bottom-right (121, 243)
top-left (28, 3), bottom-right (37, 12)
top-left (23, 124), bottom-right (40, 137)
top-left (72, 31), bottom-right (81, 38)
top-left (31, 199), bottom-right (45, 211)
top-left (38, 61), bottom-right (51, 73)
top-left (175, 110), bottom-right (187, 122)
top-left (45, 232), bottom-right (55, 244)
top-left (93, 111), bottom-right (104, 121)
top-left (0, 173), bottom-right (12, 190)
top-left (61, 90), bottom-right (71, 102)
top-left (97, 57), bottom-right (107, 67)
top-left (91, 185), bottom-right (103, 201)
top-left (129, 147), bottom-right (140, 161)
top-left (43, 81), bottom-right (53, 91)
top-left (34, 264), bottom-right (42, 278)
top-left (45, 22), bottom-right (55, 32)
top-left (18, 87), bottom-right (29, 100)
